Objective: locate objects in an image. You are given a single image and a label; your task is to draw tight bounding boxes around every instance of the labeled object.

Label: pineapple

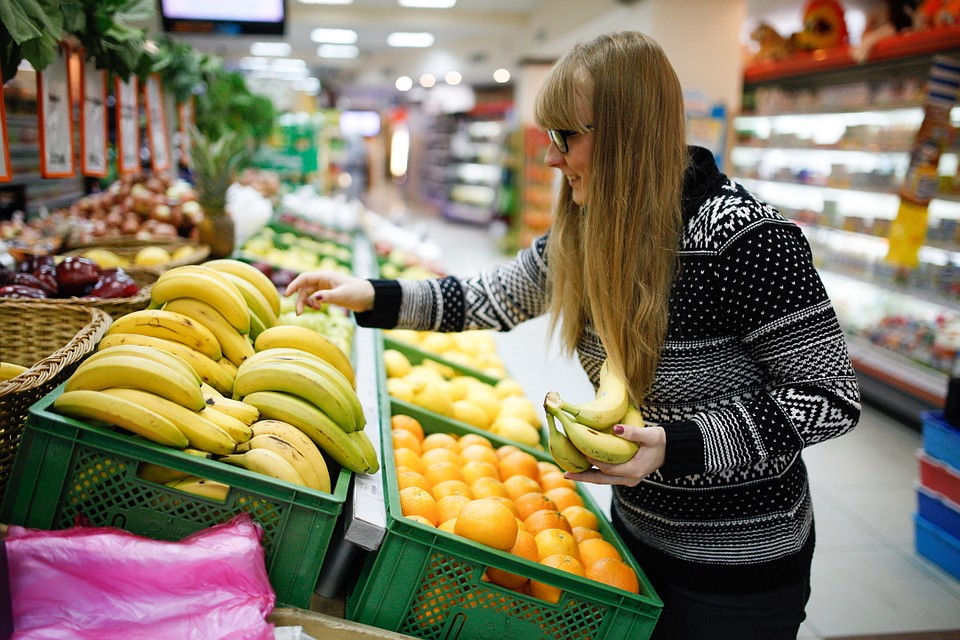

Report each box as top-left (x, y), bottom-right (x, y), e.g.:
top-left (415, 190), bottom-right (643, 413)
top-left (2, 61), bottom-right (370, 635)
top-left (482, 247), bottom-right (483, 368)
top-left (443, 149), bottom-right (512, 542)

top-left (188, 127), bottom-right (251, 258)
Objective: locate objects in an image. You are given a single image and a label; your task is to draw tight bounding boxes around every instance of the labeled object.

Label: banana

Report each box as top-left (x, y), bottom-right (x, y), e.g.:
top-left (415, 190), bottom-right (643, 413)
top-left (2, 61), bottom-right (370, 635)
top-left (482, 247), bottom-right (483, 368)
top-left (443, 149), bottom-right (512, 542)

top-left (218, 271), bottom-right (278, 331)
top-left (254, 325), bottom-right (356, 389)
top-left (66, 353), bottom-right (206, 411)
top-left (164, 475), bottom-right (231, 501)
top-left (200, 406), bottom-right (254, 443)
top-left (53, 389), bottom-right (189, 449)
top-left (218, 356), bottom-right (239, 381)
top-left (233, 359), bottom-right (361, 432)
top-left (202, 258), bottom-right (281, 317)
top-left (162, 297), bottom-right (255, 367)
top-left (86, 344), bottom-right (201, 386)
top-left (218, 448), bottom-right (306, 488)
top-left (101, 388), bottom-right (237, 454)
top-left (241, 391), bottom-right (368, 473)
top-left (544, 407), bottom-right (591, 473)
top-left (249, 311), bottom-right (268, 342)
top-left (556, 359), bottom-right (630, 429)
top-left (235, 434), bottom-right (330, 492)
top-left (0, 362), bottom-right (28, 381)
top-left (349, 429), bottom-right (380, 474)
top-left (137, 449), bottom-right (213, 485)
top-left (609, 404), bottom-right (645, 430)
top-left (544, 392), bottom-right (639, 465)
top-left (105, 308), bottom-right (222, 361)
top-left (239, 348), bottom-right (364, 430)
top-left (152, 265), bottom-right (250, 334)
top-left (250, 419), bottom-right (332, 491)
top-left (201, 386), bottom-right (260, 426)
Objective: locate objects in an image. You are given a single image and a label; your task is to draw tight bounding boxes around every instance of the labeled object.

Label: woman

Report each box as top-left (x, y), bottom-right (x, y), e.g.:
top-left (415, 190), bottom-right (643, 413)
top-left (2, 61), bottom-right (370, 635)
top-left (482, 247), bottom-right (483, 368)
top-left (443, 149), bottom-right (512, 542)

top-left (286, 31), bottom-right (861, 640)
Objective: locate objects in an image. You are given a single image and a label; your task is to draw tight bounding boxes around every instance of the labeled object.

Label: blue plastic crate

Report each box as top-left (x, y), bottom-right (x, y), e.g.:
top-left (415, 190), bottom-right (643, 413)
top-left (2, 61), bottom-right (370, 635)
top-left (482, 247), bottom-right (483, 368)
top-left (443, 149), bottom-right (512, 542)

top-left (916, 484), bottom-right (960, 538)
top-left (915, 513), bottom-right (960, 582)
top-left (921, 411), bottom-right (960, 471)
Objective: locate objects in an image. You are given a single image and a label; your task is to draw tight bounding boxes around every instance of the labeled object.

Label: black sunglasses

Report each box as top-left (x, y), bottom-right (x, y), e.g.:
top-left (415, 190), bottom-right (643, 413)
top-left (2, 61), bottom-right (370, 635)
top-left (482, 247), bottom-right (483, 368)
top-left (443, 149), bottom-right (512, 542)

top-left (548, 125), bottom-right (595, 153)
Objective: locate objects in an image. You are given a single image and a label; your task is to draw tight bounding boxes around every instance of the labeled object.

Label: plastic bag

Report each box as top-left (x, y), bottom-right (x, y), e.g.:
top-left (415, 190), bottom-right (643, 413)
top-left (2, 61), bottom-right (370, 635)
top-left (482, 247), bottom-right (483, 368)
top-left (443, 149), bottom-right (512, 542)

top-left (6, 513), bottom-right (275, 640)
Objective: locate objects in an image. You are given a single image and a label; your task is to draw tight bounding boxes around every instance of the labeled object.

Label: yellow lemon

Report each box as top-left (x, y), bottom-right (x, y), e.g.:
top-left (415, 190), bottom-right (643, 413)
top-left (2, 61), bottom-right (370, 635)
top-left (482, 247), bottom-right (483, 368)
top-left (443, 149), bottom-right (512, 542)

top-left (411, 380), bottom-right (455, 417)
top-left (387, 377), bottom-right (416, 403)
top-left (82, 248), bottom-right (127, 269)
top-left (465, 385), bottom-right (502, 424)
top-left (134, 245), bottom-right (172, 266)
top-left (492, 415), bottom-right (543, 448)
top-left (383, 349), bottom-right (413, 378)
top-left (420, 332), bottom-right (456, 354)
top-left (494, 378), bottom-right (526, 399)
top-left (421, 358), bottom-right (456, 380)
top-left (498, 396), bottom-right (542, 427)
top-left (453, 399), bottom-right (491, 430)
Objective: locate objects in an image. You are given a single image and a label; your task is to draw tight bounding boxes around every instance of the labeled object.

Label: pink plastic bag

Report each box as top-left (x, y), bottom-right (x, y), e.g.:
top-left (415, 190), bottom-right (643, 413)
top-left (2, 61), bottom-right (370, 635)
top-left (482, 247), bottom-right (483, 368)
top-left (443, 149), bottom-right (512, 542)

top-left (6, 513), bottom-right (276, 639)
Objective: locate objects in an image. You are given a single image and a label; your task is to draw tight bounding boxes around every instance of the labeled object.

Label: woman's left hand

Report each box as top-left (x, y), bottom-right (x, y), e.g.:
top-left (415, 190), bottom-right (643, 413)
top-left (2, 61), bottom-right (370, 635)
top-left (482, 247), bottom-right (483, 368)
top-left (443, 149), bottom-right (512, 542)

top-left (565, 424), bottom-right (666, 487)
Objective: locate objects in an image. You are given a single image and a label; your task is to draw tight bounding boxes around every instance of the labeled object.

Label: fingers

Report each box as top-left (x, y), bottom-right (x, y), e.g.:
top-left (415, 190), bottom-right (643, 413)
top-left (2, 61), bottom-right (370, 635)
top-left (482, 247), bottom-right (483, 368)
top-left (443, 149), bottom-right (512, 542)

top-left (564, 426), bottom-right (667, 487)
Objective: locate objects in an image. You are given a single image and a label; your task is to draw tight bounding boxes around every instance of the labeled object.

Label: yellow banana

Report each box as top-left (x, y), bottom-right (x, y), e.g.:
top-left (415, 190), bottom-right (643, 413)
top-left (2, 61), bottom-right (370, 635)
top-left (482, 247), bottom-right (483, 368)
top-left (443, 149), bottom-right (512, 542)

top-left (240, 391), bottom-right (367, 473)
top-left (137, 449), bottom-right (213, 485)
top-left (202, 258), bottom-right (281, 317)
top-left (235, 433), bottom-right (330, 492)
top-left (53, 389), bottom-right (189, 449)
top-left (605, 404), bottom-right (645, 430)
top-left (218, 448), bottom-right (306, 488)
top-left (233, 359), bottom-right (360, 432)
top-left (162, 297), bottom-right (255, 367)
top-left (164, 475), bottom-right (231, 501)
top-left (218, 271), bottom-right (278, 331)
top-left (86, 344), bottom-right (201, 386)
top-left (218, 357), bottom-right (239, 381)
top-left (201, 386), bottom-right (260, 426)
top-left (545, 392), bottom-right (638, 465)
top-left (348, 429), bottom-right (380, 474)
top-left (556, 359), bottom-right (630, 429)
top-left (249, 311), bottom-right (268, 342)
top-left (254, 325), bottom-right (356, 389)
top-left (66, 353), bottom-right (206, 411)
top-left (101, 388), bottom-right (237, 454)
top-left (251, 419), bottom-right (332, 492)
top-left (200, 406), bottom-right (254, 443)
top-left (0, 362), bottom-right (28, 381)
top-left (97, 334), bottom-right (234, 396)
top-left (544, 406), bottom-right (591, 473)
top-left (152, 265), bottom-right (250, 334)
top-left (105, 308), bottom-right (222, 361)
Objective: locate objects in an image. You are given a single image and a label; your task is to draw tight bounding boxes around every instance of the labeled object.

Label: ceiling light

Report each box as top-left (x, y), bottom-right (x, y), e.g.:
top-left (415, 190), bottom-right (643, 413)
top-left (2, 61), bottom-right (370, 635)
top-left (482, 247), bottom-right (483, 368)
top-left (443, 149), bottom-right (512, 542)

top-left (395, 76), bottom-right (413, 91)
top-left (399, 0), bottom-right (456, 7)
top-left (250, 42), bottom-right (291, 56)
top-left (387, 32), bottom-right (434, 48)
top-left (493, 68), bottom-right (511, 83)
top-left (444, 71), bottom-right (462, 85)
top-left (317, 44), bottom-right (359, 59)
top-left (311, 28), bottom-right (358, 44)
top-left (419, 73), bottom-right (436, 88)
top-left (299, 0), bottom-right (354, 4)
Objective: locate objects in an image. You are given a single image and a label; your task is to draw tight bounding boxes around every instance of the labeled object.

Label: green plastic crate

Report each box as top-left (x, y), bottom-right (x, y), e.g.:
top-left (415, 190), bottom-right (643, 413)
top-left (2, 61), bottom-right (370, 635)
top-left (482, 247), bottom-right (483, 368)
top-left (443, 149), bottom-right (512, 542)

top-left (0, 386), bottom-right (352, 609)
top-left (383, 336), bottom-right (503, 387)
top-left (345, 395), bottom-right (662, 639)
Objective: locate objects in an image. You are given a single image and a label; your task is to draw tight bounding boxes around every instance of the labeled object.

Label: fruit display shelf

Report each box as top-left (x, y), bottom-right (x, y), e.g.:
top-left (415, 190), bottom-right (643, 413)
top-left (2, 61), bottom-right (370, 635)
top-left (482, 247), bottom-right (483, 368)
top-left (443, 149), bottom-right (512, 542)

top-left (345, 399), bottom-right (663, 640)
top-left (0, 385), bottom-right (353, 609)
top-left (384, 336), bottom-right (502, 388)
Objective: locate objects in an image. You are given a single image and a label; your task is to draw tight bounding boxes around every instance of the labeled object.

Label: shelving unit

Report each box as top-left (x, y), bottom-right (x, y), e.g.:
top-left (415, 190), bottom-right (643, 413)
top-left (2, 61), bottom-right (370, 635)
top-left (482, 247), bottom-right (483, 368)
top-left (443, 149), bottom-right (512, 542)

top-left (443, 111), bottom-right (510, 225)
top-left (732, 29), bottom-right (960, 424)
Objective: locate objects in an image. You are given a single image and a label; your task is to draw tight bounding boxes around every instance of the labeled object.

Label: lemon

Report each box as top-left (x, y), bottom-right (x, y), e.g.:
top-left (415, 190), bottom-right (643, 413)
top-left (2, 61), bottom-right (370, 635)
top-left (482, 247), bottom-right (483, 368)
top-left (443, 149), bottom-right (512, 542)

top-left (134, 246), bottom-right (172, 266)
top-left (491, 416), bottom-right (543, 447)
top-left (494, 378), bottom-right (526, 399)
top-left (383, 349), bottom-right (412, 378)
top-left (386, 377), bottom-right (415, 403)
top-left (82, 248), bottom-right (127, 269)
top-left (452, 399), bottom-right (491, 430)
top-left (411, 379), bottom-right (454, 417)
top-left (171, 245), bottom-right (197, 262)
top-left (465, 385), bottom-right (502, 424)
top-left (498, 396), bottom-right (542, 427)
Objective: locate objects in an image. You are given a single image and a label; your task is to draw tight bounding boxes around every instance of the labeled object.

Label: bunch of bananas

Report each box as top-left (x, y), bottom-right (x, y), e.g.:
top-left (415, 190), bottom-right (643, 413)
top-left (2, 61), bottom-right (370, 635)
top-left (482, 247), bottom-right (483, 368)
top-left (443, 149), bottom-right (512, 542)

top-left (542, 359), bottom-right (644, 473)
top-left (0, 361), bottom-right (28, 382)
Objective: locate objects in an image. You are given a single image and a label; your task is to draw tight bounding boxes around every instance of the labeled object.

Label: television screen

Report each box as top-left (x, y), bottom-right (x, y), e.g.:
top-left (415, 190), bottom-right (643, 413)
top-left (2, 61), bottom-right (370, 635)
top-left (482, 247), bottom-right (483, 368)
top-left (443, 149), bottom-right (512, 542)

top-left (340, 111), bottom-right (382, 137)
top-left (159, 0), bottom-right (286, 35)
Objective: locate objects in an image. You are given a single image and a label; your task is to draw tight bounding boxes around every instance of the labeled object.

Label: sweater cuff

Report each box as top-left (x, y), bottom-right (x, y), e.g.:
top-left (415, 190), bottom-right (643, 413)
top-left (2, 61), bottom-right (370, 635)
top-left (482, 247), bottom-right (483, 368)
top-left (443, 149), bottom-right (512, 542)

top-left (659, 420), bottom-right (705, 480)
top-left (353, 279), bottom-right (402, 329)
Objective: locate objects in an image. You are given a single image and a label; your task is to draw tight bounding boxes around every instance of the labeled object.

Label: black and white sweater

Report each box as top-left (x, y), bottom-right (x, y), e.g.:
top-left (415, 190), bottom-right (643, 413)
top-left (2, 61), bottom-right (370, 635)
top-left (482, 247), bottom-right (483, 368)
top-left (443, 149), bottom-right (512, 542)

top-left (357, 146), bottom-right (861, 594)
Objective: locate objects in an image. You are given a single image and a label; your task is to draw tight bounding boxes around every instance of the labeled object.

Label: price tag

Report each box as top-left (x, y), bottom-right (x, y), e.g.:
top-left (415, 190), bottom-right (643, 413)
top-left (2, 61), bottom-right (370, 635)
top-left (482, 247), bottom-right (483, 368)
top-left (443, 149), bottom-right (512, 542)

top-left (80, 60), bottom-right (108, 177)
top-left (144, 74), bottom-right (170, 172)
top-left (37, 46), bottom-right (75, 178)
top-left (0, 66), bottom-right (10, 183)
top-left (115, 76), bottom-right (140, 175)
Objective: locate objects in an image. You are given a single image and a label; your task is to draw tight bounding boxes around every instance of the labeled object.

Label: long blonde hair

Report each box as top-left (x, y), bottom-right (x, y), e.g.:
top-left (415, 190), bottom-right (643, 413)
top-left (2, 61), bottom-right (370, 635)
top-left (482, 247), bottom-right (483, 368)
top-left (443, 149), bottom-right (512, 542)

top-left (534, 31), bottom-right (687, 403)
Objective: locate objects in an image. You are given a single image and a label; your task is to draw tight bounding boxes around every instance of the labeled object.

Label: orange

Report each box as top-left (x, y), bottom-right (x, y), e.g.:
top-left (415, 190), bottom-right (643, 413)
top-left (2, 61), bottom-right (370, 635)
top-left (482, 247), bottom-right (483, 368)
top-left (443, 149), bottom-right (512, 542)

top-left (486, 529), bottom-right (538, 589)
top-left (421, 432), bottom-right (460, 453)
top-left (392, 429), bottom-right (423, 455)
top-left (524, 509), bottom-right (572, 536)
top-left (394, 448), bottom-right (425, 474)
top-left (391, 414), bottom-right (425, 442)
top-left (458, 433), bottom-right (494, 450)
top-left (396, 469), bottom-right (432, 492)
top-left (544, 486), bottom-right (583, 512)
top-left (585, 557), bottom-right (640, 594)
top-left (514, 492), bottom-right (558, 521)
top-left (421, 447), bottom-right (460, 467)
top-left (423, 461), bottom-right (465, 487)
top-left (502, 474), bottom-right (542, 501)
top-left (534, 528), bottom-right (580, 561)
top-left (470, 476), bottom-right (509, 499)
top-left (454, 498), bottom-right (519, 551)
top-left (438, 518), bottom-right (457, 533)
top-left (538, 460), bottom-right (563, 477)
top-left (405, 514), bottom-right (435, 527)
top-left (498, 449), bottom-right (540, 481)
top-left (431, 479), bottom-right (473, 501)
top-left (459, 443), bottom-right (500, 467)
top-left (495, 444), bottom-right (521, 460)
top-left (577, 538), bottom-right (622, 570)
top-left (460, 459), bottom-right (500, 485)
top-left (572, 526), bottom-right (603, 543)
top-left (435, 494), bottom-right (472, 524)
top-left (540, 471), bottom-right (577, 492)
top-left (562, 505), bottom-right (600, 531)
top-left (484, 494), bottom-right (520, 517)
top-left (529, 554), bottom-right (586, 604)
top-left (399, 486), bottom-right (439, 526)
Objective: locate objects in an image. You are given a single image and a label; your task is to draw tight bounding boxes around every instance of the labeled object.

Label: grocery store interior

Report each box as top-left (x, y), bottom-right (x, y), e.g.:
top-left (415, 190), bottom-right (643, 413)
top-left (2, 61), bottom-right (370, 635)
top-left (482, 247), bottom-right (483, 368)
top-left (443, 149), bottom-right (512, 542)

top-left (3, 0), bottom-right (960, 638)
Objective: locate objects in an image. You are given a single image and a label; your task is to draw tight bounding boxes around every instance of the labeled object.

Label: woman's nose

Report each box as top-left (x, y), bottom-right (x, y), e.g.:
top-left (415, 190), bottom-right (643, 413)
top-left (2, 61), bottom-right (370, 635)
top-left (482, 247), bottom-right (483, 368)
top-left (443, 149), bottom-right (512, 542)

top-left (544, 143), bottom-right (563, 167)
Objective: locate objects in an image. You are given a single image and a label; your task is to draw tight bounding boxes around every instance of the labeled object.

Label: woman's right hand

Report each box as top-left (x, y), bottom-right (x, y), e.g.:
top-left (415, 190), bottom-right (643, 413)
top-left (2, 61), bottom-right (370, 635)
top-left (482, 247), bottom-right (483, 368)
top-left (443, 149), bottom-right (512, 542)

top-left (284, 270), bottom-right (376, 315)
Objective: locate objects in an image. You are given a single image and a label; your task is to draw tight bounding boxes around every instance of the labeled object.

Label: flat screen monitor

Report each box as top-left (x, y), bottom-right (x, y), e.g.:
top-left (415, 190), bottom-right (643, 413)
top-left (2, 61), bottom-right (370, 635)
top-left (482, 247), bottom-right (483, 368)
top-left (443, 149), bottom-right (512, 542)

top-left (159, 0), bottom-right (286, 36)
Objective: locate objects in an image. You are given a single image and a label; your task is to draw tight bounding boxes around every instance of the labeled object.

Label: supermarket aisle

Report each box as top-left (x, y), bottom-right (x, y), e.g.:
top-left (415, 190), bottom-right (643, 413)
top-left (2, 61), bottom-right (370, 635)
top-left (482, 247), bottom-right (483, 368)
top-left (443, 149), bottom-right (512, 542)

top-left (365, 185), bottom-right (960, 639)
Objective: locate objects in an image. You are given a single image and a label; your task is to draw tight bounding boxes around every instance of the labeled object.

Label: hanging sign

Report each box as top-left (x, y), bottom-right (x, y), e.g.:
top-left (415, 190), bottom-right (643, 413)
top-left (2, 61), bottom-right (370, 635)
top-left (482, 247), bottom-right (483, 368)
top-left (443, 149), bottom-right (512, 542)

top-left (178, 98), bottom-right (195, 168)
top-left (115, 76), bottom-right (140, 174)
top-left (0, 66), bottom-right (10, 182)
top-left (37, 45), bottom-right (76, 178)
top-left (80, 59), bottom-right (108, 177)
top-left (144, 74), bottom-right (170, 172)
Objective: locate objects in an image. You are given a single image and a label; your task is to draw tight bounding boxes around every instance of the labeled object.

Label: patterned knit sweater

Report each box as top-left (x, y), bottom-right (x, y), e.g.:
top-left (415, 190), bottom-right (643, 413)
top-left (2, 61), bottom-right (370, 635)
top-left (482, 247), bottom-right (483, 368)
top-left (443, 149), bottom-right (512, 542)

top-left (356, 146), bottom-right (861, 594)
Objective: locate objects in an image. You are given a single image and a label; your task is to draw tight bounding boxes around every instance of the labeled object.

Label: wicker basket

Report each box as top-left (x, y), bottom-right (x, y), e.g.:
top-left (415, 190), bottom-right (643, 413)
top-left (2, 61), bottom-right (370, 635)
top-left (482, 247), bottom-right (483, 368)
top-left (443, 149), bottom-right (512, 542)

top-left (0, 302), bottom-right (111, 496)
top-left (61, 238), bottom-right (211, 277)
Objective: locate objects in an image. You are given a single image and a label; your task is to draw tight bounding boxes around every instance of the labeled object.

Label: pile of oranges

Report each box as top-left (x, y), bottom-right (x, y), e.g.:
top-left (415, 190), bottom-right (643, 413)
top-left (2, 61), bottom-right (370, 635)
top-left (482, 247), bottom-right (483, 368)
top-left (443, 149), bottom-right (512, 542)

top-left (391, 413), bottom-right (641, 603)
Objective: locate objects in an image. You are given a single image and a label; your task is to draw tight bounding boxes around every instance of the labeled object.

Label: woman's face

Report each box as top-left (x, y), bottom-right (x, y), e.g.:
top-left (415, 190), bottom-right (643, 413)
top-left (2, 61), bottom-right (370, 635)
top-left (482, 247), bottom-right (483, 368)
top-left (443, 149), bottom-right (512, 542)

top-left (544, 101), bottom-right (594, 206)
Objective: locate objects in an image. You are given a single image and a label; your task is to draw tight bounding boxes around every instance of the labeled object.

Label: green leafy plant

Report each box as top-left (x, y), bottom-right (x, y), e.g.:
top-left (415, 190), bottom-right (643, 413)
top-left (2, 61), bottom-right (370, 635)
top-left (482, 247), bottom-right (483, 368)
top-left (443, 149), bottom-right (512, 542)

top-left (62, 0), bottom-right (154, 81)
top-left (0, 0), bottom-right (63, 81)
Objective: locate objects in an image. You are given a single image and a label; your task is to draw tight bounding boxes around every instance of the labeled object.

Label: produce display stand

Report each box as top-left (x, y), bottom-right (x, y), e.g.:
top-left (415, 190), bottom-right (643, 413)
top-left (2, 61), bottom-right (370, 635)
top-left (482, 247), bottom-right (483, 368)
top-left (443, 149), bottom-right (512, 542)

top-left (383, 336), bottom-right (503, 387)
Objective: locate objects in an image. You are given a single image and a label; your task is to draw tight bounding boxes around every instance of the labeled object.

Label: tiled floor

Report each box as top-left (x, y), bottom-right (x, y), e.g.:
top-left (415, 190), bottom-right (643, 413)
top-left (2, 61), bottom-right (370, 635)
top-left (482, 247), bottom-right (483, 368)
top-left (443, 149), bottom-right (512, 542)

top-left (368, 186), bottom-right (960, 639)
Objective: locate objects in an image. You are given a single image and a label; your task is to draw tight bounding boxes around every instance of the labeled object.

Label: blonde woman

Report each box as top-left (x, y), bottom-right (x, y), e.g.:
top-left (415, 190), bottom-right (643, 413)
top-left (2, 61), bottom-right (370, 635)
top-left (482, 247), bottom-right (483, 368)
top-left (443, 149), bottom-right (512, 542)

top-left (286, 31), bottom-right (860, 639)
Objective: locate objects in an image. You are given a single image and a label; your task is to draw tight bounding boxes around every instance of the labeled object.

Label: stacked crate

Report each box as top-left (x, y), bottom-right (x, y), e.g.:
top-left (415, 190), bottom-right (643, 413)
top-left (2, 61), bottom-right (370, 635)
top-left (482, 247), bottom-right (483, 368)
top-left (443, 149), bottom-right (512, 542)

top-left (916, 412), bottom-right (960, 580)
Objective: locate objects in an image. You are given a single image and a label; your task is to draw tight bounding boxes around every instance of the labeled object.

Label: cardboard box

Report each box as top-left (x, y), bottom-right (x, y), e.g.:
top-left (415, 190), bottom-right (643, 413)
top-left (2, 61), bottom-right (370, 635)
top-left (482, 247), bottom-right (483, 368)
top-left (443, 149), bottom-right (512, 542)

top-left (269, 608), bottom-right (419, 640)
